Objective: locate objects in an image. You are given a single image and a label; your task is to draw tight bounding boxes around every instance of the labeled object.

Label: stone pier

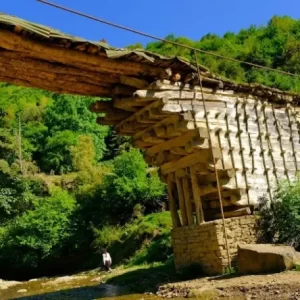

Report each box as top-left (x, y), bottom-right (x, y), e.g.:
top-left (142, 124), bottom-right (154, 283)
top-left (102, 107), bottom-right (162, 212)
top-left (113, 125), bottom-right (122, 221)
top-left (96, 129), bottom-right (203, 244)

top-left (171, 215), bottom-right (257, 274)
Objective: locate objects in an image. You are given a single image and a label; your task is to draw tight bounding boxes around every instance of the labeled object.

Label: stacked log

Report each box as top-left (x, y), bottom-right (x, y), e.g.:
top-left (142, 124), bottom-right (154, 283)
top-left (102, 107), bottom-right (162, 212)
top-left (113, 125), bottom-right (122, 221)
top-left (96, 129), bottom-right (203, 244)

top-left (92, 79), bottom-right (300, 227)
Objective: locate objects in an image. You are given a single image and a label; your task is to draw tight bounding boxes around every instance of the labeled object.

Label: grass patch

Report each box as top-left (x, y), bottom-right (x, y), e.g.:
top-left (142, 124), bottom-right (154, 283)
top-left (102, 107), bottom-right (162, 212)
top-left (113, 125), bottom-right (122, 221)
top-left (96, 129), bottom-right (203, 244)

top-left (105, 260), bottom-right (178, 293)
top-left (223, 266), bottom-right (237, 275)
top-left (294, 265), bottom-right (300, 271)
top-left (92, 212), bottom-right (206, 293)
top-left (92, 211), bottom-right (173, 267)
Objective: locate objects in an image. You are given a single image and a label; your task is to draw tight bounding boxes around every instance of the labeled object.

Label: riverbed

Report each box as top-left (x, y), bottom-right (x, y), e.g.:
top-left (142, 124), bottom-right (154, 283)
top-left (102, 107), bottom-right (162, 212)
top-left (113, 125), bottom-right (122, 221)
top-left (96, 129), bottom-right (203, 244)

top-left (0, 273), bottom-right (162, 300)
top-left (3, 270), bottom-right (300, 299)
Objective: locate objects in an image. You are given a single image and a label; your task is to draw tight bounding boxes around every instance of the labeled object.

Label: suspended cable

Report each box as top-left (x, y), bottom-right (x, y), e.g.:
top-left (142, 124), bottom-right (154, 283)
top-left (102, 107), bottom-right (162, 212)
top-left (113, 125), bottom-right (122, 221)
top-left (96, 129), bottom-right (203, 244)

top-left (37, 0), bottom-right (300, 79)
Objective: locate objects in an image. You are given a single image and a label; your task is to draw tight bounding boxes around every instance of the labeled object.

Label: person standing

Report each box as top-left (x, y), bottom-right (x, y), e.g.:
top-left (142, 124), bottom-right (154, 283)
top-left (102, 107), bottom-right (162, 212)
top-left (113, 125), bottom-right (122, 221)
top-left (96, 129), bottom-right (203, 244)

top-left (103, 248), bottom-right (112, 271)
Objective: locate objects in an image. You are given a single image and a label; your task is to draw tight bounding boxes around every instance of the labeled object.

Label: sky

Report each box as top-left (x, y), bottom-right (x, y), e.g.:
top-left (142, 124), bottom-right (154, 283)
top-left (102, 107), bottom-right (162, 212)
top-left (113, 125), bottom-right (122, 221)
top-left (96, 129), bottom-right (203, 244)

top-left (1, 0), bottom-right (300, 48)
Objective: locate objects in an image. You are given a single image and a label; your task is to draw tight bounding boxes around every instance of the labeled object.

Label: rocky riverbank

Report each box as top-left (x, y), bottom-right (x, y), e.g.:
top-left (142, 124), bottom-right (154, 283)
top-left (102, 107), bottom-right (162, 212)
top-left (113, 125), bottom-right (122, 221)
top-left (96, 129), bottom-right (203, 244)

top-left (157, 271), bottom-right (300, 299)
top-left (2, 267), bottom-right (300, 299)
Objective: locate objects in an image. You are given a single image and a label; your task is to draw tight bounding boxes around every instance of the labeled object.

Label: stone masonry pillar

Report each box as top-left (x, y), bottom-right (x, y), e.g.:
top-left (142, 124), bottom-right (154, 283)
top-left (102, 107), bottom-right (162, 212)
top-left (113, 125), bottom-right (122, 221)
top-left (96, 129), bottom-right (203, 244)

top-left (171, 215), bottom-right (257, 275)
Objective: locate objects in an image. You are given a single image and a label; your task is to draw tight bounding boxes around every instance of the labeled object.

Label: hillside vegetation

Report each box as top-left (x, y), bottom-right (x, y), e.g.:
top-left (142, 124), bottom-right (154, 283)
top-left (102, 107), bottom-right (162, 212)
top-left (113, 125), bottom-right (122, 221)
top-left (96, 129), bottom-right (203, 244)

top-left (0, 15), bottom-right (300, 279)
top-left (145, 16), bottom-right (300, 92)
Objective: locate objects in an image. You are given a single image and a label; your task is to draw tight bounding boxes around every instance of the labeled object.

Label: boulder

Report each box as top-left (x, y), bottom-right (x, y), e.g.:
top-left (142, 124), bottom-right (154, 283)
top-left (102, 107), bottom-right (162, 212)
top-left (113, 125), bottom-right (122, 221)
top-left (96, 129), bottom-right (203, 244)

top-left (238, 244), bottom-right (300, 274)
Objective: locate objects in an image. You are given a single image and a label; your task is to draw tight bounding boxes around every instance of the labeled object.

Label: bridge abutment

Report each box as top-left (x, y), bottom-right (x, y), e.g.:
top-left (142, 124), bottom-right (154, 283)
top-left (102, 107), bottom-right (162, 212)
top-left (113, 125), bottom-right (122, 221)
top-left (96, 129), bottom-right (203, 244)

top-left (171, 215), bottom-right (257, 274)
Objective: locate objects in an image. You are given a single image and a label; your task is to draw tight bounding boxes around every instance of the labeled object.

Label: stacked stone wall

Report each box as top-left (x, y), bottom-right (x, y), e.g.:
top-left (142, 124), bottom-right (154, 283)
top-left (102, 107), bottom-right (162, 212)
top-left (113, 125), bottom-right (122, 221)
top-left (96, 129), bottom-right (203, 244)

top-left (171, 215), bottom-right (257, 274)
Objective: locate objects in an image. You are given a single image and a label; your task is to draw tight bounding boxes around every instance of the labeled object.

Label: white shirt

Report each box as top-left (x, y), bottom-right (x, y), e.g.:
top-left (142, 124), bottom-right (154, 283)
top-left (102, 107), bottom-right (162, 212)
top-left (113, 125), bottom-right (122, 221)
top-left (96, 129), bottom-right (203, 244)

top-left (103, 252), bottom-right (112, 265)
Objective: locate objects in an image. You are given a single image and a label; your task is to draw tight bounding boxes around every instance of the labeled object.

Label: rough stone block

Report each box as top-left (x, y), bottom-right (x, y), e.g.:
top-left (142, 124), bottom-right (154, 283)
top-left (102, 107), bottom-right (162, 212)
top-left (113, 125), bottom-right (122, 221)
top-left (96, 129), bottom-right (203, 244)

top-left (238, 244), bottom-right (300, 274)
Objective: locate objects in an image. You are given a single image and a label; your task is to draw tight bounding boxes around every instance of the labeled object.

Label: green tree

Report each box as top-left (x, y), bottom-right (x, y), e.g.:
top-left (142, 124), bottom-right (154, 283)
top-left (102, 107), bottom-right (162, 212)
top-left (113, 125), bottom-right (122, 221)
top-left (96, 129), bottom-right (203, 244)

top-left (100, 149), bottom-right (165, 224)
top-left (42, 130), bottom-right (78, 174)
top-left (71, 135), bottom-right (95, 172)
top-left (0, 174), bottom-right (47, 225)
top-left (45, 94), bottom-right (109, 163)
top-left (0, 189), bottom-right (77, 269)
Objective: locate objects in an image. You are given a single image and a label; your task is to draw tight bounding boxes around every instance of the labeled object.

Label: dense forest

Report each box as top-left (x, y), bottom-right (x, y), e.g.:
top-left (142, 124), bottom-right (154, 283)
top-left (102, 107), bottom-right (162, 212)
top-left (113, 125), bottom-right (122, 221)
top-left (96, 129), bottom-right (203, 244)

top-left (1, 15), bottom-right (300, 279)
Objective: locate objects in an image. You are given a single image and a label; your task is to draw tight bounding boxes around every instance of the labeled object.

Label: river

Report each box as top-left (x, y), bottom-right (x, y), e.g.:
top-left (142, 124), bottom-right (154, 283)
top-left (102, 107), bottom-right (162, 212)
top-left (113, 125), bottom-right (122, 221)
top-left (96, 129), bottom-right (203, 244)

top-left (0, 273), bottom-right (165, 300)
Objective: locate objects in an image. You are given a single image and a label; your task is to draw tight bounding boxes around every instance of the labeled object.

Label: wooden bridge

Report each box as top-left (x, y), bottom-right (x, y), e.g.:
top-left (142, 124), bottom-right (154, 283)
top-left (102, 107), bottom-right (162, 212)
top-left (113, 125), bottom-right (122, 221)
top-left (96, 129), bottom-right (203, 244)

top-left (1, 13), bottom-right (300, 273)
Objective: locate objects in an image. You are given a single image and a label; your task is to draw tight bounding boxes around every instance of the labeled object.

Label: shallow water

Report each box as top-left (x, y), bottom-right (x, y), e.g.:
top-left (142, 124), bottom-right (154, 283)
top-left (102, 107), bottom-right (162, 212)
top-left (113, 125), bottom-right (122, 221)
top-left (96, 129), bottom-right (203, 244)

top-left (0, 273), bottom-right (161, 300)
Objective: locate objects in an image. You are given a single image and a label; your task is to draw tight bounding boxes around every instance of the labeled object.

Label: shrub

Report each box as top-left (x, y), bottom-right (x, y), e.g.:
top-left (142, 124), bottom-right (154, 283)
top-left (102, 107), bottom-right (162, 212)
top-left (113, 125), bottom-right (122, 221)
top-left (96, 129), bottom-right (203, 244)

top-left (0, 189), bottom-right (77, 269)
top-left (92, 211), bottom-right (173, 266)
top-left (258, 180), bottom-right (300, 249)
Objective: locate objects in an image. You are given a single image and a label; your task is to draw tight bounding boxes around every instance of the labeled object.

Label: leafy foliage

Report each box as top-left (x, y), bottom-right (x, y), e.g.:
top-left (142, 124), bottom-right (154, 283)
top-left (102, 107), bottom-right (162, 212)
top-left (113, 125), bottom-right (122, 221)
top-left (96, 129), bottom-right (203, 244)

top-left (146, 16), bottom-right (300, 92)
top-left (44, 94), bottom-right (109, 165)
top-left (0, 174), bottom-right (48, 225)
top-left (42, 130), bottom-right (78, 174)
top-left (92, 211), bottom-right (172, 266)
top-left (99, 149), bottom-right (165, 224)
top-left (0, 189), bottom-right (77, 269)
top-left (258, 180), bottom-right (300, 250)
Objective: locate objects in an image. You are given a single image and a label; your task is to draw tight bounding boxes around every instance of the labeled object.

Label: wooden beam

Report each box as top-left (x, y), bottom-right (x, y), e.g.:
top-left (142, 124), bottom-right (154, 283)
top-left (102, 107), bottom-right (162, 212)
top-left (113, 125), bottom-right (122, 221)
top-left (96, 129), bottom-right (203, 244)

top-left (0, 74), bottom-right (108, 96)
top-left (161, 149), bottom-right (222, 175)
top-left (0, 50), bottom-right (120, 85)
top-left (190, 165), bottom-right (205, 224)
top-left (182, 177), bottom-right (194, 226)
top-left (167, 173), bottom-right (181, 228)
top-left (90, 101), bottom-right (112, 113)
top-left (0, 60), bottom-right (112, 93)
top-left (175, 175), bottom-right (188, 226)
top-left (113, 85), bottom-right (137, 96)
top-left (134, 89), bottom-right (237, 103)
top-left (120, 75), bottom-right (149, 89)
top-left (205, 207), bottom-right (251, 221)
top-left (116, 99), bottom-right (163, 130)
top-left (0, 30), bottom-right (172, 79)
top-left (113, 97), bottom-right (143, 112)
top-left (134, 115), bottom-right (181, 140)
top-left (140, 133), bottom-right (165, 145)
top-left (146, 130), bottom-right (199, 157)
top-left (104, 110), bottom-right (131, 121)
top-left (96, 117), bottom-right (118, 126)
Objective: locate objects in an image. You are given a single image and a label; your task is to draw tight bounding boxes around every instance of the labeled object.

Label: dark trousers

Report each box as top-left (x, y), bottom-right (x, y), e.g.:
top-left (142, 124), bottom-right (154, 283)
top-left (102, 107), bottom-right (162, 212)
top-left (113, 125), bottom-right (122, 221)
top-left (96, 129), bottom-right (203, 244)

top-left (104, 260), bottom-right (111, 271)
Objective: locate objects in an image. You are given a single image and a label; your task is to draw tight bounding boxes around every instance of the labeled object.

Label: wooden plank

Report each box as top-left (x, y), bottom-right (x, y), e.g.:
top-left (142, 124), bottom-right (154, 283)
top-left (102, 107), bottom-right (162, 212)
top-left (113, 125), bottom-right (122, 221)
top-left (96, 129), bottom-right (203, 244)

top-left (0, 71), bottom-right (110, 97)
top-left (161, 149), bottom-right (221, 175)
top-left (134, 115), bottom-right (180, 140)
top-left (0, 51), bottom-right (120, 84)
top-left (167, 174), bottom-right (181, 228)
top-left (150, 79), bottom-right (226, 92)
top-left (146, 130), bottom-right (198, 157)
top-left (134, 89), bottom-right (244, 103)
top-left (0, 29), bottom-right (170, 79)
top-left (117, 99), bottom-right (162, 130)
top-left (96, 117), bottom-right (118, 126)
top-left (182, 177), bottom-right (194, 226)
top-left (90, 101), bottom-right (112, 113)
top-left (175, 176), bottom-right (188, 226)
top-left (120, 75), bottom-right (149, 89)
top-left (104, 110), bottom-right (131, 121)
top-left (113, 98), bottom-right (142, 112)
top-left (113, 85), bottom-right (137, 96)
top-left (190, 165), bottom-right (204, 224)
top-left (205, 207), bottom-right (251, 221)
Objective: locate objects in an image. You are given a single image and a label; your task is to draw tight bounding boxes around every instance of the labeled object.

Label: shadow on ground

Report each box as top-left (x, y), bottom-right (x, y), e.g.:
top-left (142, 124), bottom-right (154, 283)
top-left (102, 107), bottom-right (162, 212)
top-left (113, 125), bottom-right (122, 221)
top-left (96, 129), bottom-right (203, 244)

top-left (7, 284), bottom-right (130, 300)
top-left (106, 264), bottom-right (185, 293)
top-left (3, 264), bottom-right (200, 299)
